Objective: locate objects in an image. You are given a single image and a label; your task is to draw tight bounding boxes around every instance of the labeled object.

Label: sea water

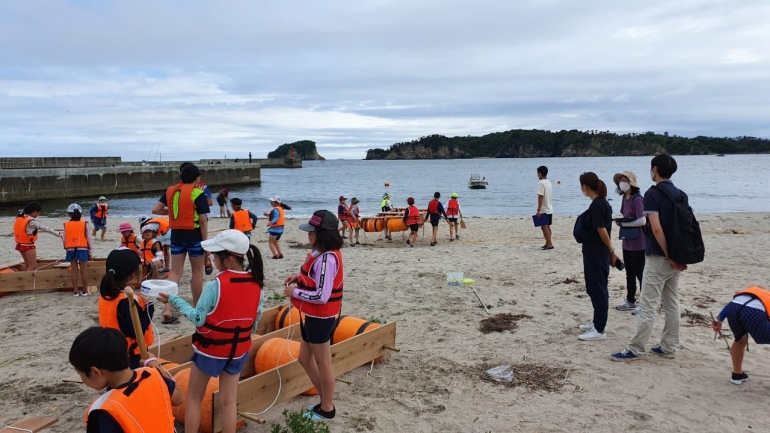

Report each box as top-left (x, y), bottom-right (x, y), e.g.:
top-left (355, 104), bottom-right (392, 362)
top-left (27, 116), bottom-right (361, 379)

top-left (3, 155), bottom-right (768, 218)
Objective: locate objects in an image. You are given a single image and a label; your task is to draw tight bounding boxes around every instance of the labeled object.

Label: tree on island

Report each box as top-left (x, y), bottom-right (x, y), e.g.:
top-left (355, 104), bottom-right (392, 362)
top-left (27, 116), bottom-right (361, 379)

top-left (268, 140), bottom-right (325, 160)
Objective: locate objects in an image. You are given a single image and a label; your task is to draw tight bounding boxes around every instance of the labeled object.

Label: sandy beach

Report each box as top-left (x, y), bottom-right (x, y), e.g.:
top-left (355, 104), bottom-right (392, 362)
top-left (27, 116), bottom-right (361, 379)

top-left (1, 213), bottom-right (769, 432)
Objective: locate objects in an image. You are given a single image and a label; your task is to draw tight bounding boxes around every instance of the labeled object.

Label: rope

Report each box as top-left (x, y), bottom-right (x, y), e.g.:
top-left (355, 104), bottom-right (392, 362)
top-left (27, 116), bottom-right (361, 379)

top-left (32, 259), bottom-right (65, 291)
top-left (2, 426), bottom-right (33, 432)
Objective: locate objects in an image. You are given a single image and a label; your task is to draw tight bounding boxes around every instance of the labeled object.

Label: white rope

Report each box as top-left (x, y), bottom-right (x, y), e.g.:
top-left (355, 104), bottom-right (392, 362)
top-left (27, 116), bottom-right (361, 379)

top-left (3, 426), bottom-right (33, 432)
top-left (32, 258), bottom-right (65, 291)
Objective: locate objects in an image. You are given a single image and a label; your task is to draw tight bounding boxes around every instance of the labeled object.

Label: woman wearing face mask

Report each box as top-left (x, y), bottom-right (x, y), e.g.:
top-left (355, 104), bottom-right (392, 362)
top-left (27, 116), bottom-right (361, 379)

top-left (574, 172), bottom-right (620, 341)
top-left (613, 171), bottom-right (647, 315)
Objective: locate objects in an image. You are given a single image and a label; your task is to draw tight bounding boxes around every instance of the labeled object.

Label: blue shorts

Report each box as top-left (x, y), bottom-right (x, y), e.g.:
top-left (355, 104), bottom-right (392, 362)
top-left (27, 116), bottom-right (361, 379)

top-left (171, 240), bottom-right (204, 258)
top-left (191, 352), bottom-right (248, 377)
top-left (65, 249), bottom-right (90, 262)
top-left (300, 316), bottom-right (337, 344)
top-left (429, 214), bottom-right (441, 227)
top-left (92, 220), bottom-right (107, 231)
top-left (268, 230), bottom-right (283, 240)
top-left (725, 303), bottom-right (770, 344)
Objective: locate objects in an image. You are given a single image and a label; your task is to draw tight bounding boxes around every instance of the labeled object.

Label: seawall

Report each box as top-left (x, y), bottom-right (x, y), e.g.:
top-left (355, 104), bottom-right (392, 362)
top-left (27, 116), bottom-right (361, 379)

top-left (123, 157), bottom-right (302, 169)
top-left (0, 157), bottom-right (122, 169)
top-left (0, 164), bottom-right (260, 204)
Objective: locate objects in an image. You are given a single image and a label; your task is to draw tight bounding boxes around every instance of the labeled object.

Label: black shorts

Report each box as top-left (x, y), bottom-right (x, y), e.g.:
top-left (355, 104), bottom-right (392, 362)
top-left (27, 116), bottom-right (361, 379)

top-left (429, 214), bottom-right (441, 227)
top-left (447, 217), bottom-right (458, 224)
top-left (541, 214), bottom-right (553, 225)
top-left (300, 316), bottom-right (337, 344)
top-left (217, 196), bottom-right (226, 206)
top-left (409, 224), bottom-right (420, 233)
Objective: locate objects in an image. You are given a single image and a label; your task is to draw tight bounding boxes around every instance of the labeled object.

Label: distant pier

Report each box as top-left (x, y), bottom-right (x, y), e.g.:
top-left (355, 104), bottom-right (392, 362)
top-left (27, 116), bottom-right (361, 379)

top-left (0, 157), bottom-right (275, 204)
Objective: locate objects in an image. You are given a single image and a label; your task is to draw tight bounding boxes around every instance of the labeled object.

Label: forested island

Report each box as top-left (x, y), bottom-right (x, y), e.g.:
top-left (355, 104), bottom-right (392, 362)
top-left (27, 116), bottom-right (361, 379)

top-left (364, 129), bottom-right (770, 160)
top-left (268, 140), bottom-right (325, 160)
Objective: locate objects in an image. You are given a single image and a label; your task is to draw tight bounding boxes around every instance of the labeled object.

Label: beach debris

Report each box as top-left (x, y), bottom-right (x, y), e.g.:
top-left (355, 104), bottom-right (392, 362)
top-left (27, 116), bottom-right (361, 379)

top-left (485, 365), bottom-right (514, 383)
top-left (478, 362), bottom-right (570, 392)
top-left (562, 278), bottom-right (579, 284)
top-left (682, 309), bottom-right (710, 327)
top-left (479, 313), bottom-right (532, 334)
top-left (496, 298), bottom-right (517, 307)
top-left (693, 295), bottom-right (718, 309)
top-left (710, 311), bottom-right (732, 351)
top-left (469, 286), bottom-right (491, 314)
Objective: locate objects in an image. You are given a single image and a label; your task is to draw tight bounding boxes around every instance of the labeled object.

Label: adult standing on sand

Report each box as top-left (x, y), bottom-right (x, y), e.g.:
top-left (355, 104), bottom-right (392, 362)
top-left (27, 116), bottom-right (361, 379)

top-left (536, 166), bottom-right (554, 250)
top-left (337, 196), bottom-right (350, 238)
top-left (612, 155), bottom-right (688, 361)
top-left (13, 201), bottom-right (62, 271)
top-left (575, 172), bottom-right (620, 341)
top-left (613, 171), bottom-right (647, 314)
top-left (152, 162), bottom-right (210, 324)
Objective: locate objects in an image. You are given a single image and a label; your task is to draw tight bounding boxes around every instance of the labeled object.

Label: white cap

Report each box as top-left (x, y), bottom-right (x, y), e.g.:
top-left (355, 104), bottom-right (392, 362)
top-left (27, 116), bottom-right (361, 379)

top-left (201, 229), bottom-right (250, 255)
top-left (67, 203), bottom-right (82, 213)
top-left (142, 223), bottom-right (160, 233)
top-left (269, 195), bottom-right (281, 204)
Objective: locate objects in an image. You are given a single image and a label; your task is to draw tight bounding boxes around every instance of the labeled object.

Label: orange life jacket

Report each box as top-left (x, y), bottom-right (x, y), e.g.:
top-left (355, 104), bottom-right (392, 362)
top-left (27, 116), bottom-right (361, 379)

top-left (735, 286), bottom-right (770, 319)
top-left (446, 199), bottom-right (460, 217)
top-left (347, 205), bottom-right (359, 223)
top-left (192, 270), bottom-right (262, 360)
top-left (405, 205), bottom-right (421, 225)
top-left (14, 216), bottom-right (37, 245)
top-left (64, 220), bottom-right (88, 249)
top-left (427, 199), bottom-right (440, 214)
top-left (145, 217), bottom-right (170, 236)
top-left (291, 250), bottom-right (344, 318)
top-left (268, 206), bottom-right (285, 227)
top-left (140, 239), bottom-right (159, 265)
top-left (232, 209), bottom-right (254, 232)
top-left (338, 203), bottom-right (348, 220)
top-left (95, 203), bottom-right (109, 219)
top-left (84, 367), bottom-right (174, 433)
top-left (166, 183), bottom-right (198, 230)
top-left (98, 293), bottom-right (155, 357)
top-left (121, 234), bottom-right (140, 255)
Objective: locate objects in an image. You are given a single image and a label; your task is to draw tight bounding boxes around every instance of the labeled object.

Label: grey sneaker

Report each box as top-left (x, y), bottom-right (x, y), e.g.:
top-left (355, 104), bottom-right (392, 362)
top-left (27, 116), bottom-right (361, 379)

top-left (616, 300), bottom-right (637, 311)
top-left (631, 306), bottom-right (641, 315)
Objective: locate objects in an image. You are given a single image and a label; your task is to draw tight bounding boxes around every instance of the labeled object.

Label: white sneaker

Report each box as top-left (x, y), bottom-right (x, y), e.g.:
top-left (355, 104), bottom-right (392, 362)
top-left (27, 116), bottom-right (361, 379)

top-left (578, 327), bottom-right (607, 341)
top-left (631, 306), bottom-right (641, 315)
top-left (579, 320), bottom-right (594, 331)
top-left (73, 292), bottom-right (81, 297)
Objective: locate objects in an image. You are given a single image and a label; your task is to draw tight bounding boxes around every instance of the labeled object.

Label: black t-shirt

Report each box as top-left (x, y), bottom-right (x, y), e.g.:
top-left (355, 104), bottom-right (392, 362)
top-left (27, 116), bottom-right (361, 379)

top-left (643, 180), bottom-right (681, 257)
top-left (581, 197), bottom-right (613, 257)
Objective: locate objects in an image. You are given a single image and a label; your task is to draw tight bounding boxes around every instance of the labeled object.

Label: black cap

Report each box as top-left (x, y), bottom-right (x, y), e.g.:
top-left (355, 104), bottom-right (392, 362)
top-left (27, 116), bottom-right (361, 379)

top-left (230, 197), bottom-right (242, 206)
top-left (299, 210), bottom-right (339, 232)
top-left (106, 249), bottom-right (141, 281)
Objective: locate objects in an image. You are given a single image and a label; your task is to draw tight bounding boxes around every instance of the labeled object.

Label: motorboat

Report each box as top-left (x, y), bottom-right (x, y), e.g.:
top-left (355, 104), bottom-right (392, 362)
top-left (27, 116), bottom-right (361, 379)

top-left (468, 173), bottom-right (488, 189)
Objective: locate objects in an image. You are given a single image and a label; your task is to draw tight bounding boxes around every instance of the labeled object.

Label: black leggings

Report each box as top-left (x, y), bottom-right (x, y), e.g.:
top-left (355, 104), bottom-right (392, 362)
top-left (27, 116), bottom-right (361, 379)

top-left (623, 249), bottom-right (646, 304)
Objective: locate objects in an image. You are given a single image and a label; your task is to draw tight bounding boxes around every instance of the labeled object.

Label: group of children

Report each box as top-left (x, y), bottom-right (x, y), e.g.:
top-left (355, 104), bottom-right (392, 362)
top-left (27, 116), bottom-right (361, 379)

top-left (336, 191), bottom-right (464, 248)
top-left (70, 209), bottom-right (345, 431)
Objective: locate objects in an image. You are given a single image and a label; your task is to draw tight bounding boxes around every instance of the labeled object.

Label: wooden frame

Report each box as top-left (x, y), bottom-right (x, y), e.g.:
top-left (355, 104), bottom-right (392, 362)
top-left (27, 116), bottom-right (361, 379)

top-left (0, 416), bottom-right (57, 433)
top-left (0, 258), bottom-right (108, 294)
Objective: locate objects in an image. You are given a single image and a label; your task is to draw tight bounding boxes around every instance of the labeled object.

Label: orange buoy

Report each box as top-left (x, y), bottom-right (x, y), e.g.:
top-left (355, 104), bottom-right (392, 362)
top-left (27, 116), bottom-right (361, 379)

top-left (274, 304), bottom-right (305, 330)
top-left (557, 180), bottom-right (562, 185)
top-left (332, 316), bottom-right (383, 362)
top-left (255, 338), bottom-right (317, 395)
top-left (360, 217), bottom-right (385, 233)
top-left (0, 268), bottom-right (16, 297)
top-left (386, 218), bottom-right (408, 233)
top-left (173, 368), bottom-right (247, 433)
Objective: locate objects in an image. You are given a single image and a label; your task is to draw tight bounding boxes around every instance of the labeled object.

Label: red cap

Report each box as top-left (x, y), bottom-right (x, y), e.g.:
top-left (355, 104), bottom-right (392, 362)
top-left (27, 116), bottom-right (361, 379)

top-left (339, 196), bottom-right (347, 201)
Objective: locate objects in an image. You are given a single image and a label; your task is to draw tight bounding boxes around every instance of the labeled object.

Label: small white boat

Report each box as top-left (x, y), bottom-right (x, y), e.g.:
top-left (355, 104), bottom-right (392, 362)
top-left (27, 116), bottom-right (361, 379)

top-left (468, 173), bottom-right (488, 189)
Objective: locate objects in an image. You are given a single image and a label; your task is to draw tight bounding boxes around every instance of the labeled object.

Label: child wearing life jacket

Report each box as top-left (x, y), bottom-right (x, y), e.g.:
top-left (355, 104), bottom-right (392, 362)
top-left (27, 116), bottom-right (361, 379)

top-left (90, 196), bottom-right (109, 242)
top-left (380, 193), bottom-right (394, 241)
top-left (139, 224), bottom-right (165, 280)
top-left (337, 195), bottom-right (349, 237)
top-left (158, 230), bottom-right (264, 433)
top-left (402, 197), bottom-right (421, 248)
top-left (712, 286), bottom-right (770, 385)
top-left (347, 197), bottom-right (361, 246)
top-left (13, 201), bottom-right (62, 271)
top-left (229, 197), bottom-right (258, 238)
top-left (263, 195), bottom-right (291, 259)
top-left (63, 203), bottom-right (93, 296)
top-left (445, 192), bottom-right (463, 241)
top-left (424, 192), bottom-right (449, 247)
top-left (139, 215), bottom-right (171, 270)
top-left (70, 327), bottom-right (183, 432)
top-left (117, 223), bottom-right (140, 257)
top-left (99, 249), bottom-right (155, 369)
top-left (152, 162), bottom-right (210, 325)
top-left (283, 210), bottom-right (344, 421)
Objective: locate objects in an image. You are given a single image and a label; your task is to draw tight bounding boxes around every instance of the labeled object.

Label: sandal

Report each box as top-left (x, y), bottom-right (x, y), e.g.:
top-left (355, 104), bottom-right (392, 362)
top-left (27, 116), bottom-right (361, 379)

top-left (162, 316), bottom-right (180, 325)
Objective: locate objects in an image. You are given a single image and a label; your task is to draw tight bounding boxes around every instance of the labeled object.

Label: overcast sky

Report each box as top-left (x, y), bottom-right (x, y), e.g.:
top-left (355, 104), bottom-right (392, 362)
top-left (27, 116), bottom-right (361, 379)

top-left (0, 0), bottom-right (768, 160)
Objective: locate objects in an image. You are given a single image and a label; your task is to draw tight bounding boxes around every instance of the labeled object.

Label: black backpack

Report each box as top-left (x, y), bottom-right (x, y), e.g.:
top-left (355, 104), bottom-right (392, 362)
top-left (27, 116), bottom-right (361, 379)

top-left (653, 184), bottom-right (705, 264)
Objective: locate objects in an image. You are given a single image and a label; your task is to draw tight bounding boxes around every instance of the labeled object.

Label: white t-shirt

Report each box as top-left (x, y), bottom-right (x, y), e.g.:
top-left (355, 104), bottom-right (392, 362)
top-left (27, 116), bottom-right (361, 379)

top-left (537, 179), bottom-right (553, 214)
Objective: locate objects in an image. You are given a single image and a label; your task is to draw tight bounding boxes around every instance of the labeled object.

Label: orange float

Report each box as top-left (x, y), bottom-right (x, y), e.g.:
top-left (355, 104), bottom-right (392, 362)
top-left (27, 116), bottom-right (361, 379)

top-left (172, 368), bottom-right (247, 433)
top-left (360, 218), bottom-right (386, 233)
top-left (386, 218), bottom-right (408, 232)
top-left (254, 338), bottom-right (317, 395)
top-left (274, 304), bottom-right (305, 329)
top-left (332, 316), bottom-right (383, 362)
top-left (0, 268), bottom-right (16, 297)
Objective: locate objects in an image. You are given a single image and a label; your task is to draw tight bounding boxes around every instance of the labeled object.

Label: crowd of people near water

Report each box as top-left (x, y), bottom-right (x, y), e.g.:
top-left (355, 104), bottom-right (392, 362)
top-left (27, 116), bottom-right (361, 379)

top-left (8, 155), bottom-right (770, 431)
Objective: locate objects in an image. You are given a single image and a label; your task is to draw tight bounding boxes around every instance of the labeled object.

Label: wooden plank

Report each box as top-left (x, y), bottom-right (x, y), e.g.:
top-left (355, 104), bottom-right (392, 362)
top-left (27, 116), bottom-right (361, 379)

top-left (0, 416), bottom-right (58, 433)
top-left (0, 259), bottom-right (114, 294)
top-left (211, 322), bottom-right (397, 432)
top-left (148, 305), bottom-right (284, 363)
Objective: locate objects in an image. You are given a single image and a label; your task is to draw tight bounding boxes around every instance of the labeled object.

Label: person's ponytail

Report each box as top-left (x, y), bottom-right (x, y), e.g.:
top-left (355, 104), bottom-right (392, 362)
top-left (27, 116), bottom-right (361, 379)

top-left (280, 202), bottom-right (292, 211)
top-left (597, 180), bottom-right (608, 199)
top-left (246, 245), bottom-right (264, 286)
top-left (99, 271), bottom-right (120, 300)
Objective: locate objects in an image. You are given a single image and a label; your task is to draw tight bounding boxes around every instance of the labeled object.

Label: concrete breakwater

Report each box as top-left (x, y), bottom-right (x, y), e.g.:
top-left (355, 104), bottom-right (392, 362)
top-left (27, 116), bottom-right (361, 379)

top-left (0, 157), bottom-right (122, 169)
top-left (0, 164), bottom-right (260, 204)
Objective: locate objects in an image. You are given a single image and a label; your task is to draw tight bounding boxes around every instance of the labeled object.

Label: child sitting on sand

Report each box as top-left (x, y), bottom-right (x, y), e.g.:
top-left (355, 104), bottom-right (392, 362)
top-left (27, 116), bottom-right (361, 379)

top-left (139, 224), bottom-right (165, 280)
top-left (117, 222), bottom-right (140, 256)
top-left (712, 286), bottom-right (770, 385)
top-left (70, 327), bottom-right (183, 432)
top-left (63, 203), bottom-right (93, 297)
top-left (158, 230), bottom-right (264, 433)
top-left (98, 249), bottom-right (155, 369)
